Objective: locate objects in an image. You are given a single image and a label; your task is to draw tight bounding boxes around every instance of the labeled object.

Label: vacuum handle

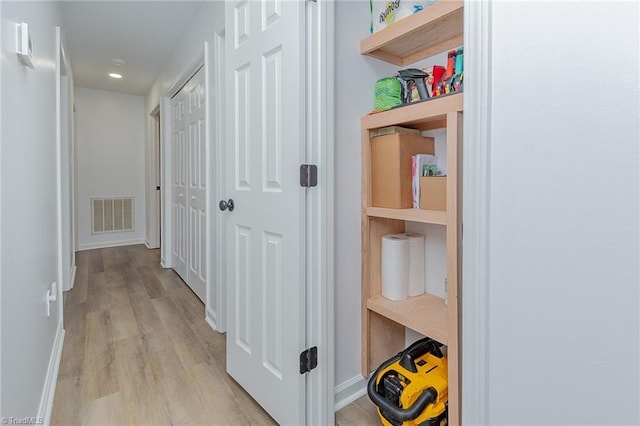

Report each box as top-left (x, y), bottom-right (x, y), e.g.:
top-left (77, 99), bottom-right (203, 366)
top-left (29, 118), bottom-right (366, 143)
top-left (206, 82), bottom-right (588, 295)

top-left (367, 372), bottom-right (437, 422)
top-left (399, 338), bottom-right (443, 373)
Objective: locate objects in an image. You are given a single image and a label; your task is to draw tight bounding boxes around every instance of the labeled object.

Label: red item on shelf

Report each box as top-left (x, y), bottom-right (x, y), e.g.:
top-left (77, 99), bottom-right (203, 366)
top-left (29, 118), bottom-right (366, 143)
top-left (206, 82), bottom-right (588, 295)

top-left (445, 50), bottom-right (457, 79)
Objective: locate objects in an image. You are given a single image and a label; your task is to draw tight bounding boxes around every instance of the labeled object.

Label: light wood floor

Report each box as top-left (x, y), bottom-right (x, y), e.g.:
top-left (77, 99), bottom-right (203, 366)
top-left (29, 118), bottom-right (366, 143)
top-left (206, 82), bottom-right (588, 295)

top-left (51, 245), bottom-right (377, 425)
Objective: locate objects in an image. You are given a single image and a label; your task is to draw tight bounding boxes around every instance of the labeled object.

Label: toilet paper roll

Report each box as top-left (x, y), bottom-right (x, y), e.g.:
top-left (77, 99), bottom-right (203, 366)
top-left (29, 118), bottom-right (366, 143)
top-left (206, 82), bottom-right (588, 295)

top-left (381, 234), bottom-right (410, 301)
top-left (402, 233), bottom-right (425, 296)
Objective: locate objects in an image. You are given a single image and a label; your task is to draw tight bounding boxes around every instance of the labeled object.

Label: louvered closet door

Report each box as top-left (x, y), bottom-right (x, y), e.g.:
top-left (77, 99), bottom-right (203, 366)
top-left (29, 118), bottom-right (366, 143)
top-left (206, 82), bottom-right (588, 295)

top-left (224, 0), bottom-right (307, 424)
top-left (171, 91), bottom-right (188, 281)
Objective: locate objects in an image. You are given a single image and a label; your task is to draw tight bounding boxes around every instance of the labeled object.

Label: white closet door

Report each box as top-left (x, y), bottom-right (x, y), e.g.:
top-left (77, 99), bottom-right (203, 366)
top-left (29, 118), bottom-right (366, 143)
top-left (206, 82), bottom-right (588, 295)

top-left (171, 67), bottom-right (206, 302)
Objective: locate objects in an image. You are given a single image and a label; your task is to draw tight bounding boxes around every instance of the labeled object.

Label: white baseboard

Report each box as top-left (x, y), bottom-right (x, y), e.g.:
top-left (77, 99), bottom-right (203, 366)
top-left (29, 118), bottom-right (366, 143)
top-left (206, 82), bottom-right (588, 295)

top-left (145, 240), bottom-right (160, 250)
top-left (77, 238), bottom-right (146, 251)
top-left (38, 321), bottom-right (65, 425)
top-left (69, 265), bottom-right (77, 290)
top-left (334, 374), bottom-right (368, 412)
top-left (205, 306), bottom-right (224, 333)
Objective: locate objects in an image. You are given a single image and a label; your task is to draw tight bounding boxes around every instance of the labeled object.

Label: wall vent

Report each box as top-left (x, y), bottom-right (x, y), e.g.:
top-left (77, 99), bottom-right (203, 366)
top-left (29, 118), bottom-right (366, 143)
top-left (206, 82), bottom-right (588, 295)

top-left (91, 197), bottom-right (134, 234)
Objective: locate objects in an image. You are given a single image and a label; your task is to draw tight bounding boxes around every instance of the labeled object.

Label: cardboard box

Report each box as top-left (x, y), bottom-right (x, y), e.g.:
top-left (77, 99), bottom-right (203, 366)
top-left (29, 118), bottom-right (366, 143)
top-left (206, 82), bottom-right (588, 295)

top-left (419, 176), bottom-right (447, 211)
top-left (371, 133), bottom-right (434, 208)
top-left (376, 126), bottom-right (421, 137)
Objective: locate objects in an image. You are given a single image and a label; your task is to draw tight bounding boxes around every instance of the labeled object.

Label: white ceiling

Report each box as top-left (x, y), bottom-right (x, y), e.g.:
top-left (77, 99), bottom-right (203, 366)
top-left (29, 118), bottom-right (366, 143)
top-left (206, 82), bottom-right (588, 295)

top-left (60, 1), bottom-right (204, 96)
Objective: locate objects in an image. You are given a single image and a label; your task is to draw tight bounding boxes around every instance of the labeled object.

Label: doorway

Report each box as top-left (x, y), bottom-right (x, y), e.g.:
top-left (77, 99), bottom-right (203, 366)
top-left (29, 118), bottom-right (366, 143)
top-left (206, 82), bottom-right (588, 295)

top-left (148, 106), bottom-right (162, 250)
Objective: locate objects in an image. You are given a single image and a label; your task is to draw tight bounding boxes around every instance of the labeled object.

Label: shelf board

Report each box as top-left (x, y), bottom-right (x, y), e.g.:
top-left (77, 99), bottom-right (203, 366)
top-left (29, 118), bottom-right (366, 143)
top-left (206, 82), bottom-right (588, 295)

top-left (367, 207), bottom-right (447, 225)
top-left (361, 1), bottom-right (463, 66)
top-left (367, 293), bottom-right (449, 345)
top-left (362, 93), bottom-right (463, 130)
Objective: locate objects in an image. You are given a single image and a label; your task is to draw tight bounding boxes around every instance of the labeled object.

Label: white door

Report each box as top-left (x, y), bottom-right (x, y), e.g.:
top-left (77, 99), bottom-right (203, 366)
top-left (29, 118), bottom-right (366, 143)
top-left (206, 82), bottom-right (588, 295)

top-left (185, 68), bottom-right (207, 301)
top-left (171, 92), bottom-right (188, 281)
top-left (171, 67), bottom-right (207, 301)
top-left (224, 0), bottom-right (307, 424)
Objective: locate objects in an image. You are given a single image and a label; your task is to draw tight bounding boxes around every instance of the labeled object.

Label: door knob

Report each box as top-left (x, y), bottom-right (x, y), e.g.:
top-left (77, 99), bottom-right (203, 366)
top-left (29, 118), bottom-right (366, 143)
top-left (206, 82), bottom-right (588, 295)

top-left (219, 199), bottom-right (234, 212)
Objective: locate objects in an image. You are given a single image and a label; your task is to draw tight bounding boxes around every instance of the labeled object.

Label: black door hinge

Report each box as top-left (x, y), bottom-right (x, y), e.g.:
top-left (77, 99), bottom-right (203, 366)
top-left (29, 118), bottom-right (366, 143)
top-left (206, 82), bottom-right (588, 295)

top-left (300, 164), bottom-right (318, 188)
top-left (300, 346), bottom-right (318, 374)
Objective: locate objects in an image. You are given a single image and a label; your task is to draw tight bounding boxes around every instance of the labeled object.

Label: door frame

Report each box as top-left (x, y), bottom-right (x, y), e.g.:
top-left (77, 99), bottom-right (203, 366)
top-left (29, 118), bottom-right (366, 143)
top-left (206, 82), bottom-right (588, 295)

top-left (305, 0), bottom-right (335, 423)
top-left (205, 34), bottom-right (226, 332)
top-left (147, 104), bottom-right (161, 249)
top-left (56, 27), bottom-right (74, 299)
top-left (461, 0), bottom-right (492, 424)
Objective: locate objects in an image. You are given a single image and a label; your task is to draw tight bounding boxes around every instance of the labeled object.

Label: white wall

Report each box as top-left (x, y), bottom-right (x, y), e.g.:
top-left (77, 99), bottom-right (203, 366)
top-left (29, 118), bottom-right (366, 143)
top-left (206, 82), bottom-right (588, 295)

top-left (75, 87), bottom-right (146, 250)
top-left (478, 2), bottom-right (639, 424)
top-left (333, 0), bottom-right (397, 388)
top-left (1, 1), bottom-right (65, 419)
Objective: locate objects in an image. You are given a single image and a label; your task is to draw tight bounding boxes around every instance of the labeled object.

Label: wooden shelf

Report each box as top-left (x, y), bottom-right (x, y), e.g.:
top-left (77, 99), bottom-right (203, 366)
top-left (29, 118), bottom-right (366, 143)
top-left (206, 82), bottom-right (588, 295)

top-left (361, 1), bottom-right (463, 66)
top-left (367, 293), bottom-right (449, 345)
top-left (362, 93), bottom-right (463, 130)
top-left (367, 207), bottom-right (447, 225)
top-left (360, 4), bottom-right (463, 423)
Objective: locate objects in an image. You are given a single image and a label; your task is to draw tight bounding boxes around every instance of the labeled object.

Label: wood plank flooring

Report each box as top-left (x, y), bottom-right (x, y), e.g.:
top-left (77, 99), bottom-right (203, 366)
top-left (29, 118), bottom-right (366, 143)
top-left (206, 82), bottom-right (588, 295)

top-left (51, 244), bottom-right (377, 425)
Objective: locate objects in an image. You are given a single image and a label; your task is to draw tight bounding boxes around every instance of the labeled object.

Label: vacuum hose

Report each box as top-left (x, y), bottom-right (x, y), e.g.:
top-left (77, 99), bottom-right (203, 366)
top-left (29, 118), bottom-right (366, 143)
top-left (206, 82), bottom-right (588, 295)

top-left (367, 353), bottom-right (438, 422)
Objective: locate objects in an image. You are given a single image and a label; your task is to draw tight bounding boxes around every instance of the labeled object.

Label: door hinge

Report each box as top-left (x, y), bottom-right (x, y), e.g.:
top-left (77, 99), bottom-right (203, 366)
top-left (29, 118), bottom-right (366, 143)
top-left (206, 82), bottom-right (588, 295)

top-left (300, 346), bottom-right (318, 374)
top-left (299, 164), bottom-right (318, 188)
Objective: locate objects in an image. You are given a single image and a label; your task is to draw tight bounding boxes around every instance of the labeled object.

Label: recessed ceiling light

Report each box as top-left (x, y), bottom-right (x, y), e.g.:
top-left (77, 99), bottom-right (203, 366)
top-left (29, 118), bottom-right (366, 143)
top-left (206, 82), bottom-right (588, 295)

top-left (110, 58), bottom-right (126, 67)
top-left (109, 73), bottom-right (122, 79)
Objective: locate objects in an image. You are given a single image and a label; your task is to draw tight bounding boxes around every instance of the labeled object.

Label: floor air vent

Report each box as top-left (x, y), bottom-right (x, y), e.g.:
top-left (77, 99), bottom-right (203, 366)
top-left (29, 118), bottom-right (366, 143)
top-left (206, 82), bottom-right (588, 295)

top-left (92, 197), bottom-right (134, 234)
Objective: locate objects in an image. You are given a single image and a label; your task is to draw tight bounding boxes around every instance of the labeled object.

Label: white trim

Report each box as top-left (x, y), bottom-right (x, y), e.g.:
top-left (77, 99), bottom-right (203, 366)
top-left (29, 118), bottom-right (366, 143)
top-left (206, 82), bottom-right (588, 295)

top-left (69, 265), bottom-right (77, 291)
top-left (38, 321), bottom-right (65, 425)
top-left (205, 306), bottom-right (220, 332)
top-left (334, 375), bottom-right (367, 412)
top-left (55, 26), bottom-right (64, 305)
top-left (77, 238), bottom-right (146, 251)
top-left (145, 106), bottom-right (161, 250)
top-left (211, 29), bottom-right (226, 333)
top-left (305, 0), bottom-right (335, 423)
top-left (204, 39), bottom-right (213, 329)
top-left (165, 55), bottom-right (204, 99)
top-left (160, 95), bottom-right (172, 268)
top-left (461, 1), bottom-right (492, 424)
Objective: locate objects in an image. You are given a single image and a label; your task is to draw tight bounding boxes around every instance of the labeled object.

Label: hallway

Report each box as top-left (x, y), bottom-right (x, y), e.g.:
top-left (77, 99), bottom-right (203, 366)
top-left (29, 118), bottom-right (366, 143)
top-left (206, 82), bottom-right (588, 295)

top-left (50, 245), bottom-right (276, 425)
top-left (51, 245), bottom-right (377, 425)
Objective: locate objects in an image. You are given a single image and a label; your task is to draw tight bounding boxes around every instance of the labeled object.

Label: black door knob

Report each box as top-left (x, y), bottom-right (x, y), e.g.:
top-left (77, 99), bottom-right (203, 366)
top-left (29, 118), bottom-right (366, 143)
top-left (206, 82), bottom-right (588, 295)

top-left (219, 199), bottom-right (234, 212)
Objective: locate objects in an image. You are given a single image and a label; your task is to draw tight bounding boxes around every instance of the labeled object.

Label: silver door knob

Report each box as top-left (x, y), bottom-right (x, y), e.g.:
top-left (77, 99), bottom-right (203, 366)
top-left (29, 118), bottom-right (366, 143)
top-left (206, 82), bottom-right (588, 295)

top-left (219, 199), bottom-right (234, 212)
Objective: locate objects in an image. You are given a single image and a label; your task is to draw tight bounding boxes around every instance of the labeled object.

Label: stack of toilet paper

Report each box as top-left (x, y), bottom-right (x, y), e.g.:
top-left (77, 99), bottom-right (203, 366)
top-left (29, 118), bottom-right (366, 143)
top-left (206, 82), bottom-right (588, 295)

top-left (381, 232), bottom-right (425, 301)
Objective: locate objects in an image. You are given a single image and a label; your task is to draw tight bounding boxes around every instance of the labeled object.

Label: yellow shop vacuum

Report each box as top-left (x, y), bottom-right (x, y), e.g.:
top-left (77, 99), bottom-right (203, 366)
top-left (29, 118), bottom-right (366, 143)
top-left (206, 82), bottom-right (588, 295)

top-left (367, 337), bottom-right (448, 426)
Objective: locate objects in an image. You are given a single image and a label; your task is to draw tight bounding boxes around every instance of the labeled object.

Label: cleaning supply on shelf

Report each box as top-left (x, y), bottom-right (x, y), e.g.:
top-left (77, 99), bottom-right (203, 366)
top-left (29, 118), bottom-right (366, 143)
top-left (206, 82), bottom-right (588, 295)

top-left (424, 65), bottom-right (445, 98)
top-left (397, 68), bottom-right (430, 103)
top-left (368, 337), bottom-right (448, 426)
top-left (370, 0), bottom-right (438, 34)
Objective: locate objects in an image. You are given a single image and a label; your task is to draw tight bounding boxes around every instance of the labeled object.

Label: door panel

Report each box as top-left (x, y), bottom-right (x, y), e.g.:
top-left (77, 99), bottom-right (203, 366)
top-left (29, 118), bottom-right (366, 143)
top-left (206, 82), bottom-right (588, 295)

top-left (225, 1), bottom-right (306, 424)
